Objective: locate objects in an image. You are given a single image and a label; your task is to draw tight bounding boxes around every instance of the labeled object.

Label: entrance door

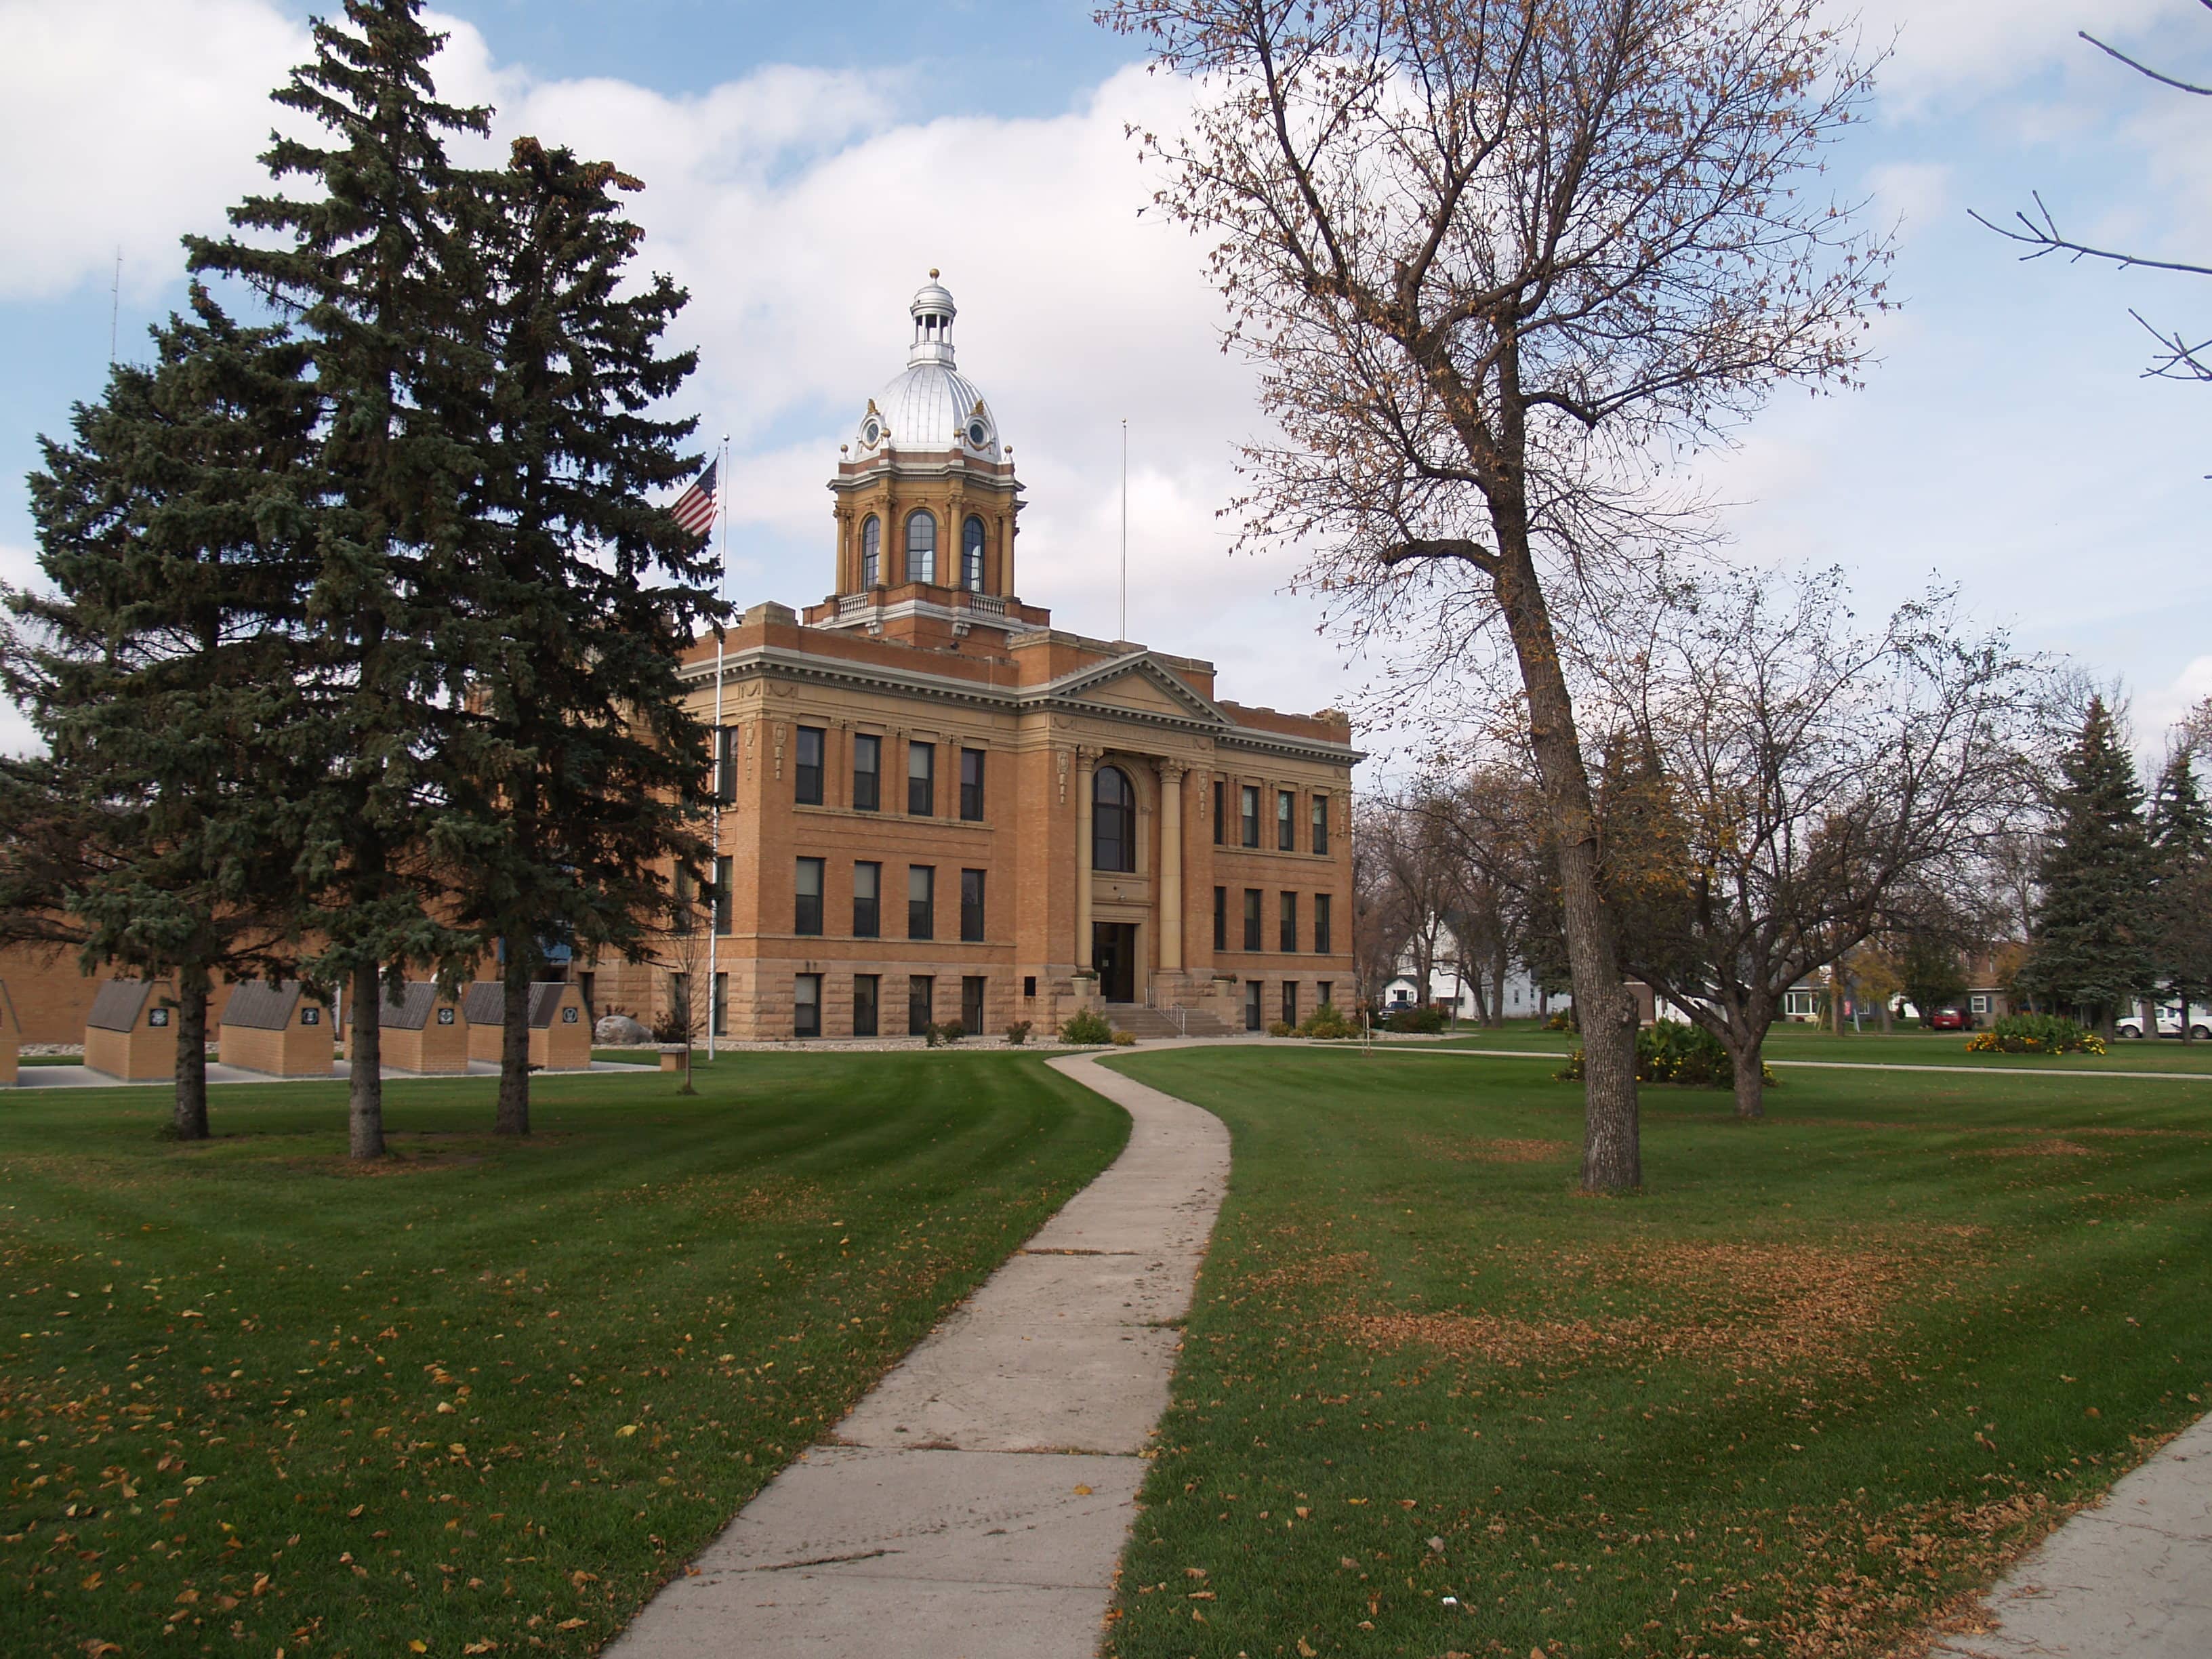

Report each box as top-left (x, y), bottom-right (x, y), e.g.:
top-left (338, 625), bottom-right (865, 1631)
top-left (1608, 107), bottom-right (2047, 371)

top-left (1092, 922), bottom-right (1138, 1003)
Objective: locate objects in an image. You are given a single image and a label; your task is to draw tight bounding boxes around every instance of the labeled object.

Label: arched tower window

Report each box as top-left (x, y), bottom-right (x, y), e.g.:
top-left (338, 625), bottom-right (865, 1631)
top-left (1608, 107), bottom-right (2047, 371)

top-left (859, 515), bottom-right (881, 588)
top-left (961, 516), bottom-right (986, 592)
top-left (905, 509), bottom-right (937, 586)
top-left (1092, 766), bottom-right (1136, 873)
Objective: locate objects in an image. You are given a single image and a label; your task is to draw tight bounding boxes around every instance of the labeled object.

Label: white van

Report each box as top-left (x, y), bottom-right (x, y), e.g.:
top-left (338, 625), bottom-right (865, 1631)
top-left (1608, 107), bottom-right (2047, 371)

top-left (2115, 1002), bottom-right (2212, 1040)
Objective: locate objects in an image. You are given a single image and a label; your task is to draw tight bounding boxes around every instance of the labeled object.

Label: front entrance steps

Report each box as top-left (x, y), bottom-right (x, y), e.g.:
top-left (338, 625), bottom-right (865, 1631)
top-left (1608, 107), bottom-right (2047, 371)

top-left (1105, 1003), bottom-right (1236, 1040)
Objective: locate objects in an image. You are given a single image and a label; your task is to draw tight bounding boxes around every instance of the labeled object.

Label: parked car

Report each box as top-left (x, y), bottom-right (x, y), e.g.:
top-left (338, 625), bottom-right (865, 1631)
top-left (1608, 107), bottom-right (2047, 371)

top-left (1925, 1007), bottom-right (1966, 1031)
top-left (2115, 1004), bottom-right (2212, 1040)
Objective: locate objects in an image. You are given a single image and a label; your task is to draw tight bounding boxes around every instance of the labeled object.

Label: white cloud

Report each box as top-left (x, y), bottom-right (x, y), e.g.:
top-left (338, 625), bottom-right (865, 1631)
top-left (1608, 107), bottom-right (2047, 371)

top-left (0, 0), bottom-right (307, 300)
top-left (1845, 0), bottom-right (2194, 111)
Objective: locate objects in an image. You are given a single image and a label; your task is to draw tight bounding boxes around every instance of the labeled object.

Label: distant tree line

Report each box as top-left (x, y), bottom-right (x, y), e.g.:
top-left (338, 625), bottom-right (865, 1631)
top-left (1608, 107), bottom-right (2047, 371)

top-left (0, 0), bottom-right (726, 1153)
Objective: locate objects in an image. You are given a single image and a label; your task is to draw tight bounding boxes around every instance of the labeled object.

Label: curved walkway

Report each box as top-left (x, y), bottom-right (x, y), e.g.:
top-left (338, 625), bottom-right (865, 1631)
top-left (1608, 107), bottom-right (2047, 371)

top-left (607, 1047), bottom-right (1229, 1659)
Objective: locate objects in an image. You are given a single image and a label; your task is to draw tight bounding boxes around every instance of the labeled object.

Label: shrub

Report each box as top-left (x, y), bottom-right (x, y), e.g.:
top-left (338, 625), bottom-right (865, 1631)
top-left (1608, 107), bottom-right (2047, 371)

top-left (1556, 1019), bottom-right (1776, 1088)
top-left (1111, 1029), bottom-right (1138, 1046)
top-left (925, 1020), bottom-right (966, 1048)
top-left (1383, 1004), bottom-right (1448, 1034)
top-left (1543, 1008), bottom-right (1578, 1033)
top-left (1003, 1020), bottom-right (1032, 1046)
top-left (1058, 1008), bottom-right (1113, 1045)
top-left (1295, 1002), bottom-right (1359, 1040)
top-left (650, 1007), bottom-right (689, 1045)
top-left (1265, 1019), bottom-right (1294, 1038)
top-left (1966, 1013), bottom-right (2105, 1056)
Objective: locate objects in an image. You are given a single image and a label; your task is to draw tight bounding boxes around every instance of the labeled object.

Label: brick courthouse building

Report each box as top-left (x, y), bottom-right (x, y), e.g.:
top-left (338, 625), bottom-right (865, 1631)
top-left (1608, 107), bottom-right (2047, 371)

top-left (583, 276), bottom-right (1359, 1042)
top-left (0, 276), bottom-right (1358, 1046)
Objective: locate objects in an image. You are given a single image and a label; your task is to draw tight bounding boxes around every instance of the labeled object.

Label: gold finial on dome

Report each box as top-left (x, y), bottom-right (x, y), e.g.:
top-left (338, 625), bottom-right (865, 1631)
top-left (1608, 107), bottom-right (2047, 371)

top-left (929, 267), bottom-right (940, 279)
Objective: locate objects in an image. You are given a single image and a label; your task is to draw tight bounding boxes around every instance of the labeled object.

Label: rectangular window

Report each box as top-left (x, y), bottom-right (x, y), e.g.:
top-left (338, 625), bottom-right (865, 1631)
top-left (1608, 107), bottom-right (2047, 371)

top-left (853, 974), bottom-right (880, 1038)
top-left (1240, 784), bottom-right (1261, 848)
top-left (962, 975), bottom-right (986, 1033)
top-left (960, 868), bottom-right (985, 942)
top-left (1212, 886), bottom-right (1227, 952)
top-left (1311, 793), bottom-right (1329, 855)
top-left (853, 733), bottom-right (882, 812)
top-left (960, 747), bottom-right (985, 821)
top-left (1314, 893), bottom-right (1333, 956)
top-left (907, 974), bottom-right (935, 1036)
top-left (795, 726), bottom-right (825, 805)
top-left (713, 971), bottom-right (729, 1038)
top-left (670, 972), bottom-right (690, 1032)
top-left (1279, 890), bottom-right (1298, 953)
top-left (1277, 790), bottom-right (1295, 851)
top-left (907, 864), bottom-right (935, 941)
top-left (1023, 974), bottom-right (1037, 998)
top-left (794, 972), bottom-right (821, 1039)
top-left (1244, 980), bottom-right (1263, 1031)
top-left (1282, 981), bottom-right (1298, 1026)
top-left (1317, 981), bottom-right (1333, 1010)
top-left (853, 861), bottom-right (881, 939)
top-left (794, 857), bottom-right (824, 936)
top-left (907, 740), bottom-right (935, 816)
top-left (1242, 888), bottom-right (1262, 952)
top-left (714, 855), bottom-right (733, 936)
top-left (1213, 780), bottom-right (1225, 845)
top-left (714, 726), bottom-right (736, 804)
top-left (673, 864), bottom-right (695, 935)
top-left (1969, 992), bottom-right (1990, 1014)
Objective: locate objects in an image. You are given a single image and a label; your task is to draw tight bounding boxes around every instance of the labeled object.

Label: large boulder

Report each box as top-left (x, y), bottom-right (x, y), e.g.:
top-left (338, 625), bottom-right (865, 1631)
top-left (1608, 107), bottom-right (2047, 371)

top-left (594, 1013), bottom-right (653, 1045)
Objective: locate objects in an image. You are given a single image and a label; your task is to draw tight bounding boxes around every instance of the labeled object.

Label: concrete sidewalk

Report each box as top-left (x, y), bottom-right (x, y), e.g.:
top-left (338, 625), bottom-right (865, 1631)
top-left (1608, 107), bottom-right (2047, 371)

top-left (10, 1057), bottom-right (659, 1088)
top-left (606, 1045), bottom-right (1229, 1659)
top-left (1930, 1412), bottom-right (2212, 1658)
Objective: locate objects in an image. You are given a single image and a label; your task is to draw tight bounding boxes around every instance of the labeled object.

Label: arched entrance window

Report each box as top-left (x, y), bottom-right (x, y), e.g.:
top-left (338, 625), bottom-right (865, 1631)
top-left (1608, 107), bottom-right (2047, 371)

top-left (905, 509), bottom-right (937, 585)
top-left (1092, 765), bottom-right (1136, 872)
top-left (961, 515), bottom-right (987, 592)
top-left (859, 514), bottom-right (881, 588)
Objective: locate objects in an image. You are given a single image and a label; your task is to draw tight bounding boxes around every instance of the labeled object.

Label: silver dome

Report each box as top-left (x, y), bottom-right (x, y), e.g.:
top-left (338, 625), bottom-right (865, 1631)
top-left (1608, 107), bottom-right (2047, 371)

top-left (851, 274), bottom-right (1002, 463)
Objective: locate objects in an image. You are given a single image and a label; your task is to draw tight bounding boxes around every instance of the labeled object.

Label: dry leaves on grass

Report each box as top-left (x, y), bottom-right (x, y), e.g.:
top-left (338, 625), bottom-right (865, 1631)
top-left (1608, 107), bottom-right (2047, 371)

top-left (1334, 1235), bottom-right (1980, 1378)
top-left (1982, 1139), bottom-right (2103, 1160)
top-left (1244, 1251), bottom-right (1372, 1298)
top-left (1410, 1135), bottom-right (1573, 1164)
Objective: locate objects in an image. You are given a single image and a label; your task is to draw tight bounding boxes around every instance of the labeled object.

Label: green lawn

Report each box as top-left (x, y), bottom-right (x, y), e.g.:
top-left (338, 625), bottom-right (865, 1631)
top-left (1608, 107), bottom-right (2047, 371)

top-left (1101, 1046), bottom-right (2212, 1658)
top-left (1423, 1018), bottom-right (2212, 1075)
top-left (0, 1055), bottom-right (1126, 1658)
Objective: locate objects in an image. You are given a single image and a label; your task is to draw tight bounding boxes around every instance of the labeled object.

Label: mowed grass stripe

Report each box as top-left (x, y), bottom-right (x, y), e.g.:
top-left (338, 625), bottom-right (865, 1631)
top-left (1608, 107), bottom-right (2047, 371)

top-left (0, 1054), bottom-right (1127, 1658)
top-left (1099, 1047), bottom-right (2212, 1659)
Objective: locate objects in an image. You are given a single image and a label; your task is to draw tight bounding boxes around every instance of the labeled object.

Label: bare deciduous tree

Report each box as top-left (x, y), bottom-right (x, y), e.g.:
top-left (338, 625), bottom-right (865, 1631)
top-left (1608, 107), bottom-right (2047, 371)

top-left (1105, 0), bottom-right (1889, 1189)
top-left (1974, 3), bottom-right (2212, 386)
top-left (1596, 571), bottom-right (2049, 1119)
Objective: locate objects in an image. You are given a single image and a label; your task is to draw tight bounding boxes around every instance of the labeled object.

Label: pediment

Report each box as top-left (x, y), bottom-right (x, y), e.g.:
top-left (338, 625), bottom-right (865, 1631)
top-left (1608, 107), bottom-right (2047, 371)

top-left (1038, 654), bottom-right (1230, 726)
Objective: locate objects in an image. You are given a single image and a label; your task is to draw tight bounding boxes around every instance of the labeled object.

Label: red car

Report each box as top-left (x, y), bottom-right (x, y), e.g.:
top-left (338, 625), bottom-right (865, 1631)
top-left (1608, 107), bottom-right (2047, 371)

top-left (1925, 1007), bottom-right (1966, 1031)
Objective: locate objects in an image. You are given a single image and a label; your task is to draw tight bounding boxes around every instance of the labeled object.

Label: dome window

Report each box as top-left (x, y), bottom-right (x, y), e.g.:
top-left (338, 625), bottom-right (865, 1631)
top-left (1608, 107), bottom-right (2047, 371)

top-left (862, 417), bottom-right (881, 446)
top-left (1093, 766), bottom-right (1137, 873)
top-left (905, 509), bottom-right (937, 585)
top-left (967, 418), bottom-right (988, 447)
top-left (860, 514), bottom-right (881, 588)
top-left (961, 516), bottom-right (986, 592)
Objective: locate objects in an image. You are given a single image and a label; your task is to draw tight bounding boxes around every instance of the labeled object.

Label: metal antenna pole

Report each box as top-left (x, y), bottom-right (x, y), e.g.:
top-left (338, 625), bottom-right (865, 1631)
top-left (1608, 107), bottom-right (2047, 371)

top-left (1119, 418), bottom-right (1128, 642)
top-left (708, 436), bottom-right (729, 1063)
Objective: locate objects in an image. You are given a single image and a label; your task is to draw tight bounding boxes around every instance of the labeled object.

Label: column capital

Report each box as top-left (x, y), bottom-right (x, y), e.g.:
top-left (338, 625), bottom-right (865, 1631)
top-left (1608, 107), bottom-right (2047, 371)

top-left (1160, 759), bottom-right (1189, 785)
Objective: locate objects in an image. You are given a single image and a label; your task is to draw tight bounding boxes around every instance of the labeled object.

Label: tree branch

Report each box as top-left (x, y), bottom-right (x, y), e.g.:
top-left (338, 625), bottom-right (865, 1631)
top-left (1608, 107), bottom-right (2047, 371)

top-left (1381, 537), bottom-right (1498, 574)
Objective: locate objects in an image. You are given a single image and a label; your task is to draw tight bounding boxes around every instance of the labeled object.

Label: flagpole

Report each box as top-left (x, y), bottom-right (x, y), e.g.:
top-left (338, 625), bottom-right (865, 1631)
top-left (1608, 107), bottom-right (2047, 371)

top-left (1119, 418), bottom-right (1128, 642)
top-left (708, 438), bottom-right (729, 1063)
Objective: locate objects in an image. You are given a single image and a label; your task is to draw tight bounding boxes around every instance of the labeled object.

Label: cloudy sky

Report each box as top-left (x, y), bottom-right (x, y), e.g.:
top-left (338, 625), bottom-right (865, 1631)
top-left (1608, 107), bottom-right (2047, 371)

top-left (1, 0), bottom-right (2206, 768)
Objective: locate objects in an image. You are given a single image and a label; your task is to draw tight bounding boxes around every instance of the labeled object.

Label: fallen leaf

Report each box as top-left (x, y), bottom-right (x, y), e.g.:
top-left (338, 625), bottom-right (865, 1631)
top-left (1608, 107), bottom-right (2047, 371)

top-left (409, 1644), bottom-right (427, 1654)
top-left (615, 1425), bottom-right (638, 1438)
top-left (556, 1619), bottom-right (586, 1631)
top-left (1298, 1640), bottom-right (1318, 1657)
top-left (1072, 1483), bottom-right (1092, 1496)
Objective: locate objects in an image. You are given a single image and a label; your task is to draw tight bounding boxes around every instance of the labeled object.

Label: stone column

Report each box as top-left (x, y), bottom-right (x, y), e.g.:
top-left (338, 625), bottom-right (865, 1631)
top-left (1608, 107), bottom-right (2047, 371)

top-left (1159, 760), bottom-right (1185, 972)
top-left (1074, 749), bottom-right (1096, 970)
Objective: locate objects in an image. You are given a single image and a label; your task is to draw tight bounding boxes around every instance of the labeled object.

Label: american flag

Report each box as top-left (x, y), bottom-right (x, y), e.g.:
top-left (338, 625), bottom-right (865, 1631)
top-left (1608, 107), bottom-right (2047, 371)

top-left (668, 460), bottom-right (718, 543)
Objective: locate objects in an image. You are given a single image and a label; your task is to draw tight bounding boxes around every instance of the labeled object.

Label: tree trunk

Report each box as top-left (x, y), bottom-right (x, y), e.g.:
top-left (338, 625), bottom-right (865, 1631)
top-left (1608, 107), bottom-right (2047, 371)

top-left (1730, 1040), bottom-right (1765, 1121)
top-left (497, 951), bottom-right (531, 1135)
top-left (1490, 949), bottom-right (1507, 1029)
top-left (348, 961), bottom-right (385, 1160)
top-left (172, 972), bottom-right (210, 1141)
top-left (1486, 488), bottom-right (1639, 1191)
top-left (1878, 996), bottom-right (1893, 1035)
top-left (2143, 994), bottom-right (2163, 1043)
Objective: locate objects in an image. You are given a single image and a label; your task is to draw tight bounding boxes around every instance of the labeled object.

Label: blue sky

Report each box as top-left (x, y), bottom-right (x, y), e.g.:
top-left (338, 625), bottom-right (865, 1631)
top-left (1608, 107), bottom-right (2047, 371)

top-left (2, 0), bottom-right (2207, 764)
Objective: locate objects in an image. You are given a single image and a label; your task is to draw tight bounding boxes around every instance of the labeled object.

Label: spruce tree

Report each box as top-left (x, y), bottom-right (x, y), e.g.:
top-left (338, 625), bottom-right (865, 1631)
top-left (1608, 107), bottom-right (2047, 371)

top-left (2021, 696), bottom-right (2154, 1030)
top-left (2148, 747), bottom-right (2212, 1042)
top-left (187, 0), bottom-right (489, 1159)
top-left (5, 290), bottom-right (323, 1136)
top-left (449, 138), bottom-right (722, 1134)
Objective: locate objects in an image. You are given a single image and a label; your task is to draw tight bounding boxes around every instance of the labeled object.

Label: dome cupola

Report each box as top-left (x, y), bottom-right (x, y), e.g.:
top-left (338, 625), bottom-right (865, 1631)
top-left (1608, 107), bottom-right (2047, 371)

top-left (852, 271), bottom-right (1002, 463)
